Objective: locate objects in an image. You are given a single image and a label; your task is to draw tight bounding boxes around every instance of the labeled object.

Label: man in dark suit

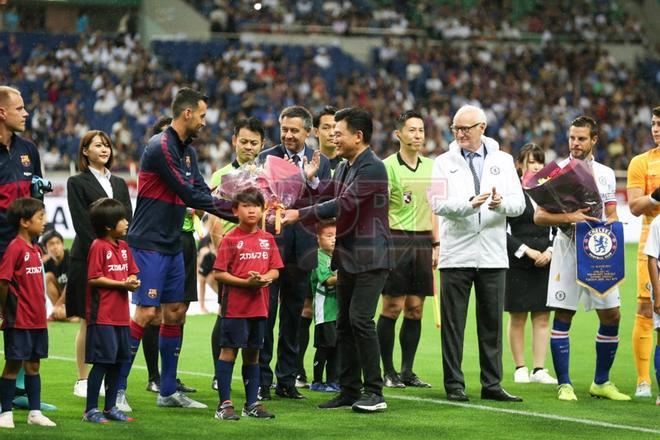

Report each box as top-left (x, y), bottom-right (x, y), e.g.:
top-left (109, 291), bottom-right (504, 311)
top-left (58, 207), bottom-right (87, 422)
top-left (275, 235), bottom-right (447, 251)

top-left (257, 106), bottom-right (331, 400)
top-left (282, 107), bottom-right (392, 413)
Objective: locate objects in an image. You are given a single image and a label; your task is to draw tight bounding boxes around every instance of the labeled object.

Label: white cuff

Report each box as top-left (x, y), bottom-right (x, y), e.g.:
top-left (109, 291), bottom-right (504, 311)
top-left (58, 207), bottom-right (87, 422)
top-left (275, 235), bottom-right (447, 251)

top-left (307, 176), bottom-right (320, 190)
top-left (515, 244), bottom-right (528, 259)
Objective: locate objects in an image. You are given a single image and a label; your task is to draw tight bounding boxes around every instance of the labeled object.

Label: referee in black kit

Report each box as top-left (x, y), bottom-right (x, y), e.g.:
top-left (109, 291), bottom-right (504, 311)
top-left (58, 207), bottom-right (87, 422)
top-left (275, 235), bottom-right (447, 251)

top-left (282, 107), bottom-right (392, 413)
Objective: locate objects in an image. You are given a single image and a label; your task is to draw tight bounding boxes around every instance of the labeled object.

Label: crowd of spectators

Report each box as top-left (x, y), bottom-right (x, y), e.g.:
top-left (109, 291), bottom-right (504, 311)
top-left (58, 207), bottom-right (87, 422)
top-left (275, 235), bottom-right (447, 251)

top-left (0, 26), bottom-right (657, 176)
top-left (372, 38), bottom-right (657, 171)
top-left (192, 0), bottom-right (646, 43)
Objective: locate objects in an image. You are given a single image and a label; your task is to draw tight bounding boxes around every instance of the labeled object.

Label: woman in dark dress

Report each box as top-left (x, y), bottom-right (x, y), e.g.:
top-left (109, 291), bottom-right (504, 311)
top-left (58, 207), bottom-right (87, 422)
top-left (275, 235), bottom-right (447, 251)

top-left (506, 143), bottom-right (557, 385)
top-left (66, 131), bottom-right (132, 397)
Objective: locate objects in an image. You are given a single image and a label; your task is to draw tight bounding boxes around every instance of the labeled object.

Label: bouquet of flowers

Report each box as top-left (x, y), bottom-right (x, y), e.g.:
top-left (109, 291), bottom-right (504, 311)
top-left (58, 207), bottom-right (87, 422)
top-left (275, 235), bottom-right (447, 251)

top-left (522, 159), bottom-right (602, 232)
top-left (214, 155), bottom-right (305, 233)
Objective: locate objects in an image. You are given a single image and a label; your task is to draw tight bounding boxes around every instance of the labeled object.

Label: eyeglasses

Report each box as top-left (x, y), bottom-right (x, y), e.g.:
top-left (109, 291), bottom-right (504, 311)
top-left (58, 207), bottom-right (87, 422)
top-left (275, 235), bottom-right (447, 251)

top-left (450, 123), bottom-right (482, 134)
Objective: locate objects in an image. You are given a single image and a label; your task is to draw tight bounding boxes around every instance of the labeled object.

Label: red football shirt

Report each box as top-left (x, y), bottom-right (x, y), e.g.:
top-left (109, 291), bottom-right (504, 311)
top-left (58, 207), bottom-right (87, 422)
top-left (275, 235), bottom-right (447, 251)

top-left (213, 227), bottom-right (283, 318)
top-left (86, 238), bottom-right (139, 326)
top-left (0, 237), bottom-right (46, 329)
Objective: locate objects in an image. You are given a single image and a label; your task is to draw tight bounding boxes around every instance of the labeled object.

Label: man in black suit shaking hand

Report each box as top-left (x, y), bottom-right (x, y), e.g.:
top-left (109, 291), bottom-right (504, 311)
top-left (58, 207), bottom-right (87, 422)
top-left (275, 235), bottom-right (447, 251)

top-left (257, 106), bottom-right (331, 400)
top-left (282, 107), bottom-right (392, 413)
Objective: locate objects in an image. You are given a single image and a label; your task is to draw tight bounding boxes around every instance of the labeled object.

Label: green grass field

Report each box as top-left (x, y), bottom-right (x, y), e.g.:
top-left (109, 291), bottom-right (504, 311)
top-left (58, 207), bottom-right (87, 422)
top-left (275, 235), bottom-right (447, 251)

top-left (1, 243), bottom-right (658, 439)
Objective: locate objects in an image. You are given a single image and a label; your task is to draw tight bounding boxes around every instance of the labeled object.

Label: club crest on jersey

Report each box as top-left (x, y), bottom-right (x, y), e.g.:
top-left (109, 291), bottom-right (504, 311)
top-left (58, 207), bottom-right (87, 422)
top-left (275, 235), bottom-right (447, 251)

top-left (184, 155), bottom-right (191, 168)
top-left (598, 176), bottom-right (607, 185)
top-left (490, 166), bottom-right (500, 175)
top-left (582, 226), bottom-right (617, 260)
top-left (121, 249), bottom-right (128, 261)
top-left (237, 240), bottom-right (244, 249)
top-left (148, 288), bottom-right (158, 299)
top-left (106, 250), bottom-right (112, 260)
top-left (20, 155), bottom-right (31, 167)
top-left (259, 239), bottom-right (270, 249)
top-left (403, 191), bottom-right (412, 204)
top-left (555, 290), bottom-right (566, 301)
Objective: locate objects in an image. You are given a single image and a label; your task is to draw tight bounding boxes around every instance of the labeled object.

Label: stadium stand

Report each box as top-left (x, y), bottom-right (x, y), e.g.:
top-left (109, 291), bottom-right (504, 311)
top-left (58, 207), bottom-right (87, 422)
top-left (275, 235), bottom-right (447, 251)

top-left (192, 0), bottom-right (645, 43)
top-left (0, 0), bottom-right (656, 175)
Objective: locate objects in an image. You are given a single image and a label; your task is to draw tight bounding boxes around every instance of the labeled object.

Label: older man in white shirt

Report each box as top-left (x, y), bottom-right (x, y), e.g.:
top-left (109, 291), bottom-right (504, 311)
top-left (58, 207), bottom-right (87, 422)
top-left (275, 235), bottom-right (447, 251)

top-left (431, 105), bottom-right (525, 403)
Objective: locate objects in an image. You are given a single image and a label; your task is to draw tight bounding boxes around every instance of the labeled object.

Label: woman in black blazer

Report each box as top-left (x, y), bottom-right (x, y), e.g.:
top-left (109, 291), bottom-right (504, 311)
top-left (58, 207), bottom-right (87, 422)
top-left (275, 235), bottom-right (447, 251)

top-left (505, 143), bottom-right (557, 385)
top-left (66, 130), bottom-right (132, 397)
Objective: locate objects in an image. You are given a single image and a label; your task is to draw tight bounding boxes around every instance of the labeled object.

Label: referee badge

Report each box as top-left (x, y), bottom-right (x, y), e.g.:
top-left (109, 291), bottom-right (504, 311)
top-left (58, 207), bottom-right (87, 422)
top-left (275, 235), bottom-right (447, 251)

top-left (403, 191), bottom-right (412, 204)
top-left (148, 288), bottom-right (158, 299)
top-left (490, 166), bottom-right (500, 175)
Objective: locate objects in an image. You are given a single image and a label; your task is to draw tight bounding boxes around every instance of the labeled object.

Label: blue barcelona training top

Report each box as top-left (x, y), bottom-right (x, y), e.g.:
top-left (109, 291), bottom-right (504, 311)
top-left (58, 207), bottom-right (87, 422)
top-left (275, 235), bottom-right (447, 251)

top-left (127, 126), bottom-right (234, 255)
top-left (0, 134), bottom-right (42, 256)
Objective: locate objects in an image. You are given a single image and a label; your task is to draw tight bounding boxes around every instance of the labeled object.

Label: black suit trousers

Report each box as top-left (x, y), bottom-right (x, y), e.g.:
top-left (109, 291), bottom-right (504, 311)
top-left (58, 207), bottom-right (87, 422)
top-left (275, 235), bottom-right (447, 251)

top-left (336, 268), bottom-right (388, 398)
top-left (439, 268), bottom-right (505, 393)
top-left (259, 264), bottom-right (310, 388)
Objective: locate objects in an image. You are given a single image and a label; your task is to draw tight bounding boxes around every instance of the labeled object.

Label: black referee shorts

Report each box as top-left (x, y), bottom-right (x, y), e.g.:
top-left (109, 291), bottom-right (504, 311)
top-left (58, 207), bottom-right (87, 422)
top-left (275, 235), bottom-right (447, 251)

top-left (382, 230), bottom-right (434, 297)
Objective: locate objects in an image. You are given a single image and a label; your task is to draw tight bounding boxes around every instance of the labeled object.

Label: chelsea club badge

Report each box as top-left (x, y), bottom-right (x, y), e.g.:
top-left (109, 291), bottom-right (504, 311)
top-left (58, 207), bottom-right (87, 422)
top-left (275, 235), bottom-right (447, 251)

top-left (582, 226), bottom-right (617, 261)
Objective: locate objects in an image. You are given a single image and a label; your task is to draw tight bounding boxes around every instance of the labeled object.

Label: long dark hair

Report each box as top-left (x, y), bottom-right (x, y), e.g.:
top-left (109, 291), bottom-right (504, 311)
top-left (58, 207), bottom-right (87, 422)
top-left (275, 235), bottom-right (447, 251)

top-left (516, 143), bottom-right (545, 177)
top-left (76, 130), bottom-right (114, 172)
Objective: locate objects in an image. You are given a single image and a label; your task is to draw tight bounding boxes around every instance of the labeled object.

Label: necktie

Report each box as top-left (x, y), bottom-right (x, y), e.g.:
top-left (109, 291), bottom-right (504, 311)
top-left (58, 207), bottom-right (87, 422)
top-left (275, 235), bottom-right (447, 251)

top-left (467, 152), bottom-right (480, 195)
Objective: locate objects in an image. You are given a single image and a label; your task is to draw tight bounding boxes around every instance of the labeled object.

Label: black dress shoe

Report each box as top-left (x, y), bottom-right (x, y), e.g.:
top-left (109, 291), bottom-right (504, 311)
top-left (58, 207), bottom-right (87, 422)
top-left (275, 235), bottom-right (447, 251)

top-left (176, 379), bottom-right (197, 393)
top-left (258, 387), bottom-right (272, 401)
top-left (481, 388), bottom-right (523, 402)
top-left (275, 385), bottom-right (306, 399)
top-left (446, 389), bottom-right (469, 402)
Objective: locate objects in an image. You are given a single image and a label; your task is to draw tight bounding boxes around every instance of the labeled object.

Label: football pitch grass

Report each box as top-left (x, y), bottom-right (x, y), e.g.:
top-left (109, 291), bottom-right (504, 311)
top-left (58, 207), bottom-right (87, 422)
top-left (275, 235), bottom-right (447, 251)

top-left (2, 243), bottom-right (659, 439)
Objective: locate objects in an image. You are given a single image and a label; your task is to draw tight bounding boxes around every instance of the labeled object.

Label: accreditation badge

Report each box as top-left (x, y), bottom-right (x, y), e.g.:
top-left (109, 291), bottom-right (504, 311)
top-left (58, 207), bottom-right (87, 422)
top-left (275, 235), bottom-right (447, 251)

top-left (575, 221), bottom-right (625, 298)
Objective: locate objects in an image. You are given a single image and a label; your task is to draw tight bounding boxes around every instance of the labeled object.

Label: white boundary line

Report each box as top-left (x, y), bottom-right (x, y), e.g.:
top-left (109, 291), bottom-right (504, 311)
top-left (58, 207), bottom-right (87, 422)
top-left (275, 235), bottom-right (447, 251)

top-left (390, 394), bottom-right (660, 435)
top-left (31, 354), bottom-right (660, 435)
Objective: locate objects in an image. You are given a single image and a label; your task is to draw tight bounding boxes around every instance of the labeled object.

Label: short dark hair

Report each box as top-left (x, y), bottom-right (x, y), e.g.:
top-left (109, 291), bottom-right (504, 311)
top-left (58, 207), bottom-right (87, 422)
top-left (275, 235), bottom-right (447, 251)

top-left (653, 106), bottom-right (660, 118)
top-left (41, 229), bottom-right (63, 247)
top-left (89, 198), bottom-right (128, 237)
top-left (172, 87), bottom-right (208, 119)
top-left (334, 107), bottom-right (373, 144)
top-left (570, 116), bottom-right (598, 138)
top-left (234, 117), bottom-right (265, 141)
top-left (314, 105), bottom-right (338, 128)
top-left (395, 110), bottom-right (424, 130)
top-left (7, 198), bottom-right (45, 230)
top-left (77, 130), bottom-right (114, 172)
top-left (280, 106), bottom-right (313, 131)
top-left (152, 116), bottom-right (172, 136)
top-left (232, 187), bottom-right (265, 209)
top-left (317, 218), bottom-right (336, 234)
